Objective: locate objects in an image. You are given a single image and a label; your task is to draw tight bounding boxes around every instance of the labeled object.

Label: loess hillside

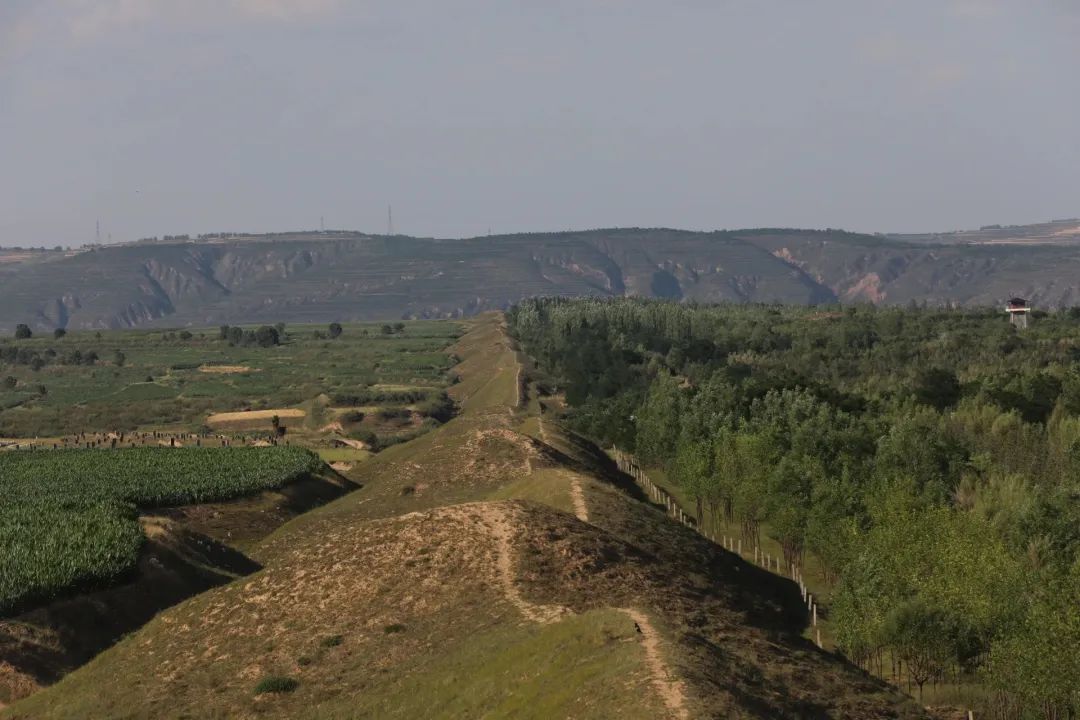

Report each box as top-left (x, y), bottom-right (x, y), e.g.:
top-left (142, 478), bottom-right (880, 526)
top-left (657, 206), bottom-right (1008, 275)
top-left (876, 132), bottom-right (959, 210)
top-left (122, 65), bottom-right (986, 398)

top-left (4, 315), bottom-right (926, 719)
top-left (4, 220), bottom-right (1080, 333)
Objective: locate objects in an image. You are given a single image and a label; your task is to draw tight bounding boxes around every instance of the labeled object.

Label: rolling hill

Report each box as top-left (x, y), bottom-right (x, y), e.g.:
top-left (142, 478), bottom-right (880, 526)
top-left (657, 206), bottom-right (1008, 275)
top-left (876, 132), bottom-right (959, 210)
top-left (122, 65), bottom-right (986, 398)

top-left (1, 220), bottom-right (1079, 333)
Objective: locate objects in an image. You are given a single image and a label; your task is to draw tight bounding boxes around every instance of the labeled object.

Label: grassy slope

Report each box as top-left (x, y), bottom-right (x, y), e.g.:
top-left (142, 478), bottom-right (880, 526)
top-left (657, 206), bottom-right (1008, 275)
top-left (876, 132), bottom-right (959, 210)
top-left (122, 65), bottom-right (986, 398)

top-left (5, 314), bottom-right (927, 719)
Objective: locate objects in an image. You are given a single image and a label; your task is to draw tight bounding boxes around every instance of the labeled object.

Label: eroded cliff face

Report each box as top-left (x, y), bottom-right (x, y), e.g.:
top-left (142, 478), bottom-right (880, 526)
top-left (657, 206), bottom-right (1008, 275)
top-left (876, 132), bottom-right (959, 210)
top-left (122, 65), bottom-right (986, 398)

top-left (4, 226), bottom-right (1080, 331)
top-left (741, 232), bottom-right (1080, 309)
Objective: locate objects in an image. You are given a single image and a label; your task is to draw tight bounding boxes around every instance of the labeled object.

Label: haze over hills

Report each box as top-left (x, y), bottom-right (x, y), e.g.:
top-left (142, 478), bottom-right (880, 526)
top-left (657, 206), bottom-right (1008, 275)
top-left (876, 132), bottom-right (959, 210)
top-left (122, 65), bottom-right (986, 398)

top-left (1, 219), bottom-right (1079, 332)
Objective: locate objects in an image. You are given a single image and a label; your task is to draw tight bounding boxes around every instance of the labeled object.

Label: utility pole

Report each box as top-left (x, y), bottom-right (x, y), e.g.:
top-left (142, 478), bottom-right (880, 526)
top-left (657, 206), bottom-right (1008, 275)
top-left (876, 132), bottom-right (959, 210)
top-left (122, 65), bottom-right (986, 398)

top-left (96, 220), bottom-right (101, 245)
top-left (387, 205), bottom-right (394, 236)
top-left (320, 216), bottom-right (324, 232)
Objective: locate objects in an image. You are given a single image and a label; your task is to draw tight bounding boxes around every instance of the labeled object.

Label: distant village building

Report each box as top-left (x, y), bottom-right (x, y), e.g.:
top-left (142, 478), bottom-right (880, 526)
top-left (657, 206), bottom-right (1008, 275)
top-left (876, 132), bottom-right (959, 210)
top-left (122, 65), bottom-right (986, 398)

top-left (1006, 297), bottom-right (1030, 330)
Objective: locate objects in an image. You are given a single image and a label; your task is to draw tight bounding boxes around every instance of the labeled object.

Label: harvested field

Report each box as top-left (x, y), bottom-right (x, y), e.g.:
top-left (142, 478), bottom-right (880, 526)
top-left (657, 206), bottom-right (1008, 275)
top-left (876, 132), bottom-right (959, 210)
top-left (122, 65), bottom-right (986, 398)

top-left (197, 365), bottom-right (255, 374)
top-left (206, 409), bottom-right (305, 425)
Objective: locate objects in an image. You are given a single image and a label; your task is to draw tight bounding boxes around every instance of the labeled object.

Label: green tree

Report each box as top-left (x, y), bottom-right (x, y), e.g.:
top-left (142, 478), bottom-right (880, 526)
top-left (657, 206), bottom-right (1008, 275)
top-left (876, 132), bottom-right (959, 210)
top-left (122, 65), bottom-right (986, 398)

top-left (883, 600), bottom-right (957, 701)
top-left (14, 324), bottom-right (31, 339)
top-left (329, 322), bottom-right (343, 339)
top-left (53, 328), bottom-right (67, 339)
top-left (988, 560), bottom-right (1080, 717)
top-left (672, 438), bottom-right (713, 524)
top-left (912, 367), bottom-right (961, 411)
top-left (254, 326), bottom-right (280, 348)
top-left (635, 373), bottom-right (681, 465)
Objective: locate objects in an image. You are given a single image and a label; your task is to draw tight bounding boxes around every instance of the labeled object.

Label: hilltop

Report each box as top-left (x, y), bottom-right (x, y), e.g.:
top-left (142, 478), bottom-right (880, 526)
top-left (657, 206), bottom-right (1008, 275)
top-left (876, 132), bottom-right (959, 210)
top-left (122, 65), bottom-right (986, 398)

top-left (2, 315), bottom-right (926, 719)
top-left (3, 220), bottom-right (1080, 332)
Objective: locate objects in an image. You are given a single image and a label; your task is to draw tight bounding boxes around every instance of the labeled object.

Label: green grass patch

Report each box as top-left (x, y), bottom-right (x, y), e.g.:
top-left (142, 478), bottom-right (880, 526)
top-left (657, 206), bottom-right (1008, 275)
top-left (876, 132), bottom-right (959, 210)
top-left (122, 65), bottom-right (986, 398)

top-left (348, 609), bottom-right (662, 719)
top-left (254, 676), bottom-right (299, 694)
top-left (319, 634), bottom-right (343, 648)
top-left (316, 448), bottom-right (372, 464)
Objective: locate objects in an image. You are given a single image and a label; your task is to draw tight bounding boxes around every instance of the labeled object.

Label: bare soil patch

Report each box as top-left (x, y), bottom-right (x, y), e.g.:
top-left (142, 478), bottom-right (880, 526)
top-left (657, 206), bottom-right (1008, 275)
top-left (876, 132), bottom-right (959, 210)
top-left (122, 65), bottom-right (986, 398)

top-left (206, 409), bottom-right (305, 426)
top-left (198, 365), bottom-right (256, 374)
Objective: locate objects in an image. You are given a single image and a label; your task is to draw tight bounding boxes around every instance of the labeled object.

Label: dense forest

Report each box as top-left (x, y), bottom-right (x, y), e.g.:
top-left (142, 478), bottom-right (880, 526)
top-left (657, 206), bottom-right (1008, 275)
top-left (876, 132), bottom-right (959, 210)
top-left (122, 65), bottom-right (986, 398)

top-left (509, 298), bottom-right (1080, 719)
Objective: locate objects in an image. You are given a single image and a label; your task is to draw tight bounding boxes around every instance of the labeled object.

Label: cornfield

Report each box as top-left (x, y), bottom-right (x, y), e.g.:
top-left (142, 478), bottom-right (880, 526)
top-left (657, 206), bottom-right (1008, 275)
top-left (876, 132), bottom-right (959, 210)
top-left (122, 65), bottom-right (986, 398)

top-left (0, 447), bottom-right (320, 614)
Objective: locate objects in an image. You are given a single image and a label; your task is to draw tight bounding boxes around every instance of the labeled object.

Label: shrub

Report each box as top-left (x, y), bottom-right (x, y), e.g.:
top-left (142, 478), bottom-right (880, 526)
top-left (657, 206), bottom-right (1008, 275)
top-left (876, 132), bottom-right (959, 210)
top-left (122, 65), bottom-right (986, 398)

top-left (383, 623), bottom-right (406, 634)
top-left (319, 634), bottom-right (343, 648)
top-left (377, 407), bottom-right (411, 422)
top-left (347, 428), bottom-right (378, 448)
top-left (415, 392), bottom-right (455, 422)
top-left (254, 675), bottom-right (299, 694)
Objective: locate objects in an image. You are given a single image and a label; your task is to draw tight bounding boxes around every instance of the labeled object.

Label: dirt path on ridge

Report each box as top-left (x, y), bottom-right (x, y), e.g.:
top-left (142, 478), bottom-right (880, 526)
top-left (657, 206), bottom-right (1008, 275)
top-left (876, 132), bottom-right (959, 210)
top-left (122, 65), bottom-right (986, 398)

top-left (569, 477), bottom-right (589, 523)
top-left (501, 334), bottom-right (688, 718)
top-left (484, 504), bottom-right (570, 624)
top-left (619, 608), bottom-right (690, 720)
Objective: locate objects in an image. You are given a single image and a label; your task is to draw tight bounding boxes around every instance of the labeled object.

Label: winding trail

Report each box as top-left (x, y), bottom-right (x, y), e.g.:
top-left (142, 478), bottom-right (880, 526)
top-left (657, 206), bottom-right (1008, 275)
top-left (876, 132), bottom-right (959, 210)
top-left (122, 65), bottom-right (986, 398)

top-left (485, 504), bottom-right (570, 625)
top-left (508, 357), bottom-right (688, 716)
top-left (619, 609), bottom-right (690, 720)
top-left (487, 443), bottom-right (688, 717)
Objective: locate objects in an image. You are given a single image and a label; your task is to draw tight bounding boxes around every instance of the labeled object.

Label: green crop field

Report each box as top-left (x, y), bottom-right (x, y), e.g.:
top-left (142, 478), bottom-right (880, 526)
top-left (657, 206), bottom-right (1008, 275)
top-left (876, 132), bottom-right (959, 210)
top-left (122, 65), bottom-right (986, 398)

top-left (0, 446), bottom-right (320, 615)
top-left (0, 321), bottom-right (462, 437)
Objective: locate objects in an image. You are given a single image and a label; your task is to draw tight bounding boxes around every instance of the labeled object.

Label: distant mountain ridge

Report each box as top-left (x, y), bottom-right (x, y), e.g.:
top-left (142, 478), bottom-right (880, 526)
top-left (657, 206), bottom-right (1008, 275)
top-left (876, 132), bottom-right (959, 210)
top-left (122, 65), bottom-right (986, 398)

top-left (1, 220), bottom-right (1079, 331)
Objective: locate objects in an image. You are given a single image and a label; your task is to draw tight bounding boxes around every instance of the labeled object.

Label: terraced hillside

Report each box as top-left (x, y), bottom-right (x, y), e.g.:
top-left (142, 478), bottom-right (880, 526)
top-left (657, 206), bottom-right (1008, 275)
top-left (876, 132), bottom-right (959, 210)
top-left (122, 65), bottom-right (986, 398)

top-left (4, 221), bottom-right (1080, 333)
top-left (3, 314), bottom-right (926, 719)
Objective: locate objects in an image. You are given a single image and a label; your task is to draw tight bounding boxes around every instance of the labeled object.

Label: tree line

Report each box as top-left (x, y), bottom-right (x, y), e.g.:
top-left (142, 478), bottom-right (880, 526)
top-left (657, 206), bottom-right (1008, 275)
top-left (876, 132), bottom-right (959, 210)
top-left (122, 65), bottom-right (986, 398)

top-left (509, 297), bottom-right (1080, 718)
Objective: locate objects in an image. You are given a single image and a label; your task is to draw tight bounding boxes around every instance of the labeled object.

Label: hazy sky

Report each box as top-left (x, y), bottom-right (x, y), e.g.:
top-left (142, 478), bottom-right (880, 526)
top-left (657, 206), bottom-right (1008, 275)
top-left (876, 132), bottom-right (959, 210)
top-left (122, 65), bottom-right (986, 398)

top-left (2, 1), bottom-right (1078, 247)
